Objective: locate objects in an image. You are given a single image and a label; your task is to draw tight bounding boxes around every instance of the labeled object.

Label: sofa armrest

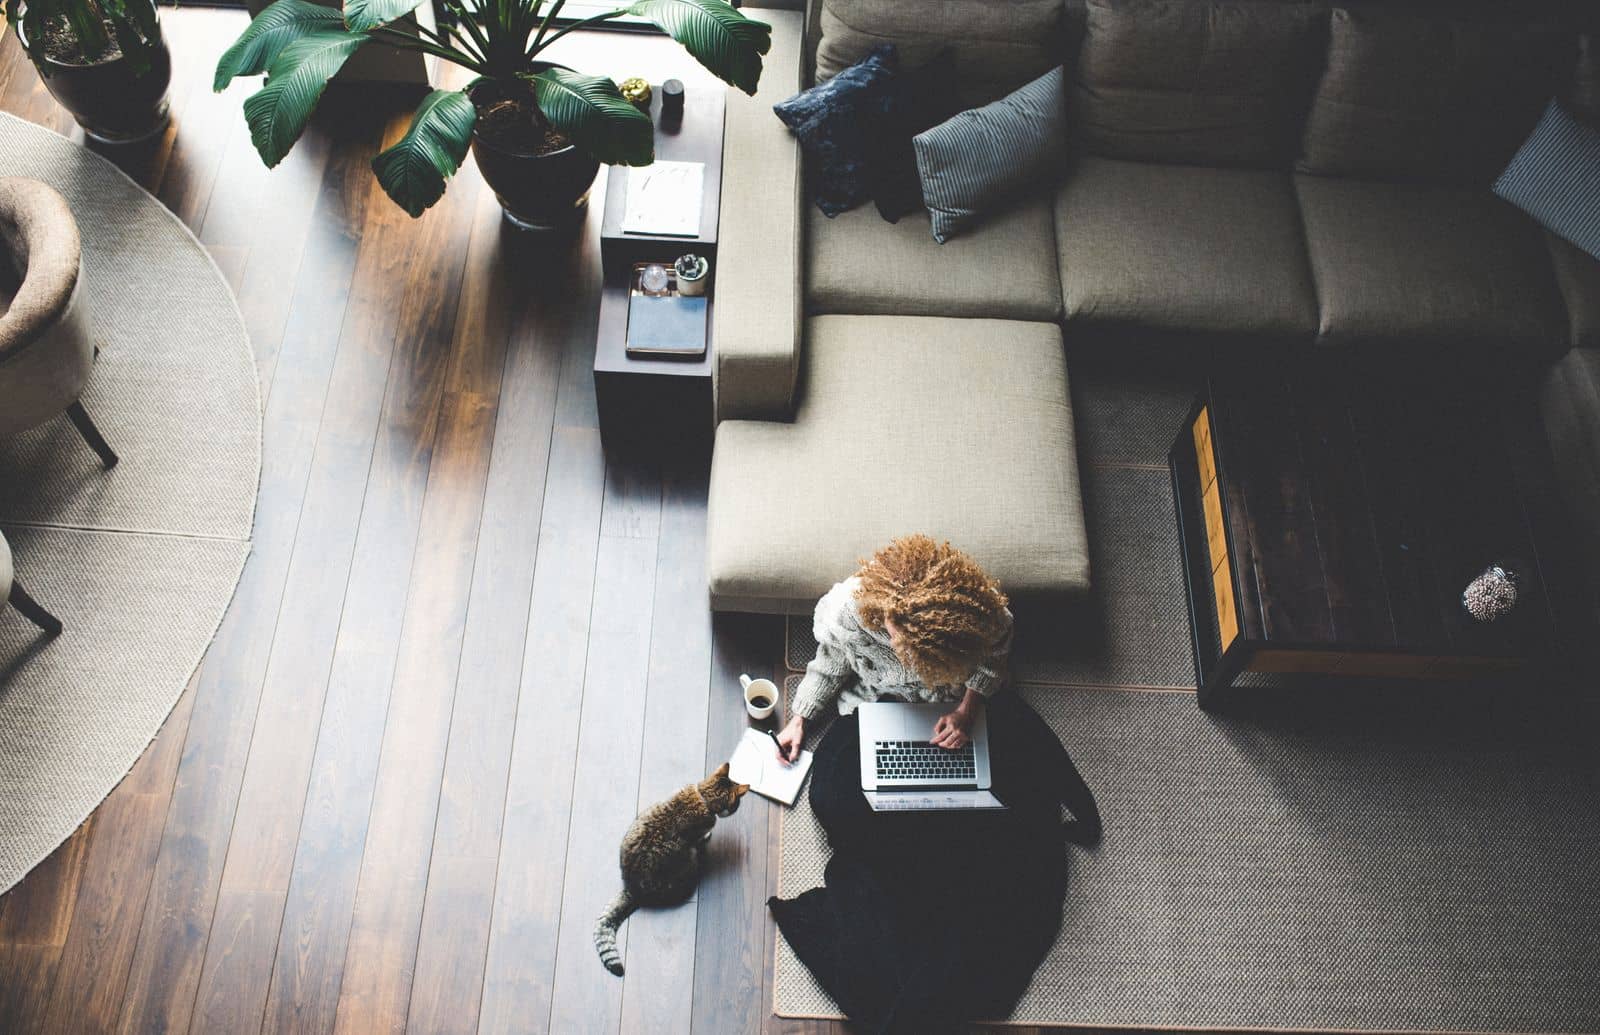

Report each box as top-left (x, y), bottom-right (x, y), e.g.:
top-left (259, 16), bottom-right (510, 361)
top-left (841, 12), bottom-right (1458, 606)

top-left (713, 9), bottom-right (805, 423)
top-left (1548, 232), bottom-right (1600, 349)
top-left (1540, 347), bottom-right (1600, 638)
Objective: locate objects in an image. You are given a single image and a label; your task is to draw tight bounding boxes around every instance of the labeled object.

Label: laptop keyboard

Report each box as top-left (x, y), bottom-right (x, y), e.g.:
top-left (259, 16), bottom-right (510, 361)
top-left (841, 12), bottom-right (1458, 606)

top-left (873, 740), bottom-right (976, 782)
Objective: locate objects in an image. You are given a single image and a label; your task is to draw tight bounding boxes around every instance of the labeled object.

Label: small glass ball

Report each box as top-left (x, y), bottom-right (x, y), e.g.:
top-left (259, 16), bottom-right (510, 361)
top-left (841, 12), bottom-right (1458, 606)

top-left (640, 263), bottom-right (670, 294)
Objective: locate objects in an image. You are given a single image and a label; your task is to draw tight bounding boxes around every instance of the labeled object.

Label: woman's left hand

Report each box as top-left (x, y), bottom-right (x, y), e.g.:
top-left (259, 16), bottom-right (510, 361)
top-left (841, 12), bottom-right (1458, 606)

top-left (931, 707), bottom-right (973, 750)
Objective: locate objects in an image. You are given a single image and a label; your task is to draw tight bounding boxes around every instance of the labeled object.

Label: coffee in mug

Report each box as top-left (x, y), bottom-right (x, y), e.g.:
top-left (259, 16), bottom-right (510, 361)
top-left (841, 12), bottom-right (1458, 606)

top-left (740, 673), bottom-right (778, 720)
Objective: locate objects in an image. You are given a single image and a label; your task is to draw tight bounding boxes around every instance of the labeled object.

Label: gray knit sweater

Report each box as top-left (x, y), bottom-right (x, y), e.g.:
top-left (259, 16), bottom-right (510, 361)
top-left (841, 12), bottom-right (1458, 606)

top-left (792, 576), bottom-right (1013, 720)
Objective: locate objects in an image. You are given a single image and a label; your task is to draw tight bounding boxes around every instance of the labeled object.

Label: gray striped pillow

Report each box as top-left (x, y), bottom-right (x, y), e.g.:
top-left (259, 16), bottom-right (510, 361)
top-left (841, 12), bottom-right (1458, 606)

top-left (1493, 101), bottom-right (1600, 261)
top-left (913, 67), bottom-right (1069, 244)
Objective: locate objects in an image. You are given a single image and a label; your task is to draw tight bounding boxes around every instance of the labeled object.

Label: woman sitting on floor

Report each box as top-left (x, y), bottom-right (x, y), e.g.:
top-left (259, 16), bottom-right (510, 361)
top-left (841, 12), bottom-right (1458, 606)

top-left (774, 533), bottom-right (1013, 761)
top-left (770, 535), bottom-right (1102, 1035)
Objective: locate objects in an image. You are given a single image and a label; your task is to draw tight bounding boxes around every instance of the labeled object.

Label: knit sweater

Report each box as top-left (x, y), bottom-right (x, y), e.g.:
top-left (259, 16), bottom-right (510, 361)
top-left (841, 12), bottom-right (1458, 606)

top-left (792, 576), bottom-right (1013, 720)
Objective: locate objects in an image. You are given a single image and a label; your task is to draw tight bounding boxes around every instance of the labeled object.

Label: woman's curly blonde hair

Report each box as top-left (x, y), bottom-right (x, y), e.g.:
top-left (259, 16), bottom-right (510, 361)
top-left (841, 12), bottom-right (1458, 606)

top-left (853, 535), bottom-right (1010, 687)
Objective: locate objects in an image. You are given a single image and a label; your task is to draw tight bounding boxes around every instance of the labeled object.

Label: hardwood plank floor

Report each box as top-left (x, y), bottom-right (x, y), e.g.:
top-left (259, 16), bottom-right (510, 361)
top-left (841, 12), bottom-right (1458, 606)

top-left (0, 13), bottom-right (1025, 1034)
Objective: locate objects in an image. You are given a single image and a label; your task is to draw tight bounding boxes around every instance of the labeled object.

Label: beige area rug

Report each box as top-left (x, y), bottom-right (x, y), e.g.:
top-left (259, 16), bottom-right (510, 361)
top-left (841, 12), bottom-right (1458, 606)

top-left (0, 113), bottom-right (259, 893)
top-left (775, 678), bottom-right (1600, 1032)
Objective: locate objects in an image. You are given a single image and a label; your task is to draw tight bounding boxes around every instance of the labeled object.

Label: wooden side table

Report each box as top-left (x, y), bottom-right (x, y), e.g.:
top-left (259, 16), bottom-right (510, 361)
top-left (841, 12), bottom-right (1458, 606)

top-left (593, 79), bottom-right (725, 455)
top-left (1170, 360), bottom-right (1578, 708)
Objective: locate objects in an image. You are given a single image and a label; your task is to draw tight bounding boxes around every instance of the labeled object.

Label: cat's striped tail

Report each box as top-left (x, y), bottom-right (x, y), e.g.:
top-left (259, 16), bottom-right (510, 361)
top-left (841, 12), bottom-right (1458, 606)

top-left (594, 889), bottom-right (636, 975)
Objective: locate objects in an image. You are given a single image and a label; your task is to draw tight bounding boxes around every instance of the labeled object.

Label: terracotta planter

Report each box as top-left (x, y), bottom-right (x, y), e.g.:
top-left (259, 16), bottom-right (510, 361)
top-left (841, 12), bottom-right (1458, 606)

top-left (470, 71), bottom-right (601, 232)
top-left (26, 25), bottom-right (171, 144)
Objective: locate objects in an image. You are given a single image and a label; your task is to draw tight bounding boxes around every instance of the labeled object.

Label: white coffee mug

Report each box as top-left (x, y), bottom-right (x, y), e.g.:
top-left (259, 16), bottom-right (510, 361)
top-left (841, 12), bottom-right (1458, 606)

top-left (740, 673), bottom-right (778, 720)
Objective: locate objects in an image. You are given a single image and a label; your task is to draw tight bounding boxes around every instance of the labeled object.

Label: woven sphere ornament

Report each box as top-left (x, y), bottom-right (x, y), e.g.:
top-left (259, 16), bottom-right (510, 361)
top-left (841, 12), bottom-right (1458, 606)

top-left (1462, 566), bottom-right (1518, 623)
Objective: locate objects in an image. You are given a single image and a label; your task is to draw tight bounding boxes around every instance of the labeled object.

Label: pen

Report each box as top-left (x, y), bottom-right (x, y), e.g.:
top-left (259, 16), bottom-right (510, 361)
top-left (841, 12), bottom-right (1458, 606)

top-left (765, 726), bottom-right (791, 763)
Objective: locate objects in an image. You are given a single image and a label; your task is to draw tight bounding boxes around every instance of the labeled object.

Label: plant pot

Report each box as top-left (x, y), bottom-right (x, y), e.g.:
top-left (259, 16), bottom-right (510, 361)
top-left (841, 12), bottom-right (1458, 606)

top-left (25, 26), bottom-right (171, 145)
top-left (470, 74), bottom-right (601, 233)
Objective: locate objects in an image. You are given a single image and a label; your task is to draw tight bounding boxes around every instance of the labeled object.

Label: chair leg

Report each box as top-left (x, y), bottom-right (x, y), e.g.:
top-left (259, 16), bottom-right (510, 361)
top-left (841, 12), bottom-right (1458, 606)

top-left (8, 580), bottom-right (63, 636)
top-left (65, 400), bottom-right (119, 469)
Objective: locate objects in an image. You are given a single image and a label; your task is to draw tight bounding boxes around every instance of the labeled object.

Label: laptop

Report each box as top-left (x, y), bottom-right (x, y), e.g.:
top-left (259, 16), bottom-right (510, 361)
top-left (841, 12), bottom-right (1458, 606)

top-left (857, 701), bottom-right (1006, 812)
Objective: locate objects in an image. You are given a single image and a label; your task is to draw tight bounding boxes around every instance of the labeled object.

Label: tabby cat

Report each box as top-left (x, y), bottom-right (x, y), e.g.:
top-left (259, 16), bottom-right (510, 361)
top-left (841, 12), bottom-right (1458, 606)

top-left (594, 762), bottom-right (750, 975)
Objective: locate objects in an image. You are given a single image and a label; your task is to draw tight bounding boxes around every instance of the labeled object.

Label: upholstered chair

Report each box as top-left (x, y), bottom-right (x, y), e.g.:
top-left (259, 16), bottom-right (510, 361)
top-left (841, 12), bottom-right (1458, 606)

top-left (0, 530), bottom-right (61, 635)
top-left (0, 177), bottom-right (118, 468)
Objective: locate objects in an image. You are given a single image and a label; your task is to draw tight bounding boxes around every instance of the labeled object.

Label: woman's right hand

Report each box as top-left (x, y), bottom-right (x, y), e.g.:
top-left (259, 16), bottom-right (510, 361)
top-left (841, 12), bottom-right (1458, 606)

top-left (775, 714), bottom-right (806, 764)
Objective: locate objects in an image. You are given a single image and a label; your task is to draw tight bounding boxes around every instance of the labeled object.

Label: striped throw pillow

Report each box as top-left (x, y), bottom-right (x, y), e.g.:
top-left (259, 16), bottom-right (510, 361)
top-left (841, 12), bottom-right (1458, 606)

top-left (913, 67), bottom-right (1069, 244)
top-left (1493, 101), bottom-right (1600, 262)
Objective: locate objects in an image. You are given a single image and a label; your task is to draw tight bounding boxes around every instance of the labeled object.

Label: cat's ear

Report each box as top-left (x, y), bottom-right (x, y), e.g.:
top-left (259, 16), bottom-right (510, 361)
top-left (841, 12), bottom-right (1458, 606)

top-left (712, 762), bottom-right (731, 780)
top-left (734, 783), bottom-right (751, 797)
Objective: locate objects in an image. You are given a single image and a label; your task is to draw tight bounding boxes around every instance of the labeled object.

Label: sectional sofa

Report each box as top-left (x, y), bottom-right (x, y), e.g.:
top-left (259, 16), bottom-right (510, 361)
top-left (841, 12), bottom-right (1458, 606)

top-left (705, 0), bottom-right (1600, 618)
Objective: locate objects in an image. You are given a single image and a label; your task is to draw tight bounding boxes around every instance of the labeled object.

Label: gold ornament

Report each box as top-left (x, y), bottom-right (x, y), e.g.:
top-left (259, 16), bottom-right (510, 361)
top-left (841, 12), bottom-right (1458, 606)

top-left (619, 77), bottom-right (653, 110)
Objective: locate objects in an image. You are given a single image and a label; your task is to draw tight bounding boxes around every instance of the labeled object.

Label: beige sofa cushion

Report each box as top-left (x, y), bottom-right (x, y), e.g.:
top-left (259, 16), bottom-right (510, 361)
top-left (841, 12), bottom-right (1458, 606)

top-left (812, 0), bottom-right (1064, 107)
top-left (805, 196), bottom-right (1062, 321)
top-left (707, 314), bottom-right (1090, 613)
top-left (1069, 0), bottom-right (1327, 168)
top-left (1054, 157), bottom-right (1318, 339)
top-left (1294, 175), bottom-right (1570, 351)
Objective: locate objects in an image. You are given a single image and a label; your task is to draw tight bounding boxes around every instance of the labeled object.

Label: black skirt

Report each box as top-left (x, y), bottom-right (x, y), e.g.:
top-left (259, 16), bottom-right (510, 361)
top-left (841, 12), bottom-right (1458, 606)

top-left (768, 692), bottom-right (1101, 1035)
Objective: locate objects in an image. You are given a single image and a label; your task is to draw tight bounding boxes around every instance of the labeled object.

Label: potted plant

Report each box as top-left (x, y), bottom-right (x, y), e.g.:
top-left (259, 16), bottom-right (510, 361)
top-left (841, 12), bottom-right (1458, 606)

top-left (3, 0), bottom-right (171, 142)
top-left (214, 0), bottom-right (770, 227)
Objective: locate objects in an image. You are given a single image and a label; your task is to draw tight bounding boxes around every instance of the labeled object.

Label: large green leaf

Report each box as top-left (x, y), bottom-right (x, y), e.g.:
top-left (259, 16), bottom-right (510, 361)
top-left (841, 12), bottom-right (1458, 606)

top-left (530, 68), bottom-right (653, 167)
top-left (624, 0), bottom-right (769, 95)
top-left (343, 0), bottom-right (426, 33)
top-left (214, 0), bottom-right (344, 91)
top-left (372, 88), bottom-right (477, 216)
top-left (243, 29), bottom-right (367, 167)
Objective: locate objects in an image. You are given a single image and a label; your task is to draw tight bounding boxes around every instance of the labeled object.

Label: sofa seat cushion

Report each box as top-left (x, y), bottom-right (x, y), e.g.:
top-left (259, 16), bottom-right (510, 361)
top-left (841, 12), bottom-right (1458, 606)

top-left (805, 196), bottom-right (1062, 321)
top-left (707, 315), bottom-right (1090, 613)
top-left (1294, 175), bottom-right (1570, 351)
top-left (1053, 157), bottom-right (1318, 339)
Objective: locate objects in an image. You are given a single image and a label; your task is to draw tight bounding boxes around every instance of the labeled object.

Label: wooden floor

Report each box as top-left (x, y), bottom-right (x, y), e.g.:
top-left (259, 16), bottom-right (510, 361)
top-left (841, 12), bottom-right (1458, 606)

top-left (0, 12), bottom-right (944, 1034)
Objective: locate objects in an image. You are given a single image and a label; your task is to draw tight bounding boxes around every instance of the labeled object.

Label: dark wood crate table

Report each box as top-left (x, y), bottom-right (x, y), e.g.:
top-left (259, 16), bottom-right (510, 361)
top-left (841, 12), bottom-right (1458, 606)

top-left (1170, 360), bottom-right (1579, 708)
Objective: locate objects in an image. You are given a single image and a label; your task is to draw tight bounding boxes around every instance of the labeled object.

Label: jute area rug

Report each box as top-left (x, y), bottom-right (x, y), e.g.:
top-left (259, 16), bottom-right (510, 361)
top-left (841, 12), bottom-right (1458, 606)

top-left (0, 113), bottom-right (259, 894)
top-left (776, 368), bottom-right (1600, 1032)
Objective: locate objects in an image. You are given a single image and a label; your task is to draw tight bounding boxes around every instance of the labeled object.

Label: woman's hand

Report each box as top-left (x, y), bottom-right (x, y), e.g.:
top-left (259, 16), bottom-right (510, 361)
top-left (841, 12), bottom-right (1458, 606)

top-left (931, 706), bottom-right (974, 750)
top-left (775, 713), bottom-right (806, 764)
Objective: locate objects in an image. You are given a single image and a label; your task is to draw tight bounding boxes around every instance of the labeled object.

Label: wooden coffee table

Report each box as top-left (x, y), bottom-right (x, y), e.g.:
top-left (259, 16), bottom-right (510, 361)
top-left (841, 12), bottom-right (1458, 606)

top-left (1170, 360), bottom-right (1578, 708)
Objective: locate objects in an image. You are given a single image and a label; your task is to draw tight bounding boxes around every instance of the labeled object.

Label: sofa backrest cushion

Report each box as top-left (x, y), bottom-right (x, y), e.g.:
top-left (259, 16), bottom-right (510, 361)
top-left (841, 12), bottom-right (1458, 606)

top-left (1297, 7), bottom-right (1571, 184)
top-left (1068, 0), bottom-right (1328, 168)
top-left (811, 0), bottom-right (1065, 107)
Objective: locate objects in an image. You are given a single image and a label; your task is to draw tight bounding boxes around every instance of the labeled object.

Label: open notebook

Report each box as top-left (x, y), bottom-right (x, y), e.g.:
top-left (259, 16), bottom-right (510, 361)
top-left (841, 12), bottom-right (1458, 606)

top-left (728, 728), bottom-right (814, 806)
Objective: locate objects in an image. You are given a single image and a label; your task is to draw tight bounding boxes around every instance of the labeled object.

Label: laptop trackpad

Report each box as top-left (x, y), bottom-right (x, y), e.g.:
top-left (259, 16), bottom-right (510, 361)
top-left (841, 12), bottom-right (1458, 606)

top-left (864, 789), bottom-right (1006, 812)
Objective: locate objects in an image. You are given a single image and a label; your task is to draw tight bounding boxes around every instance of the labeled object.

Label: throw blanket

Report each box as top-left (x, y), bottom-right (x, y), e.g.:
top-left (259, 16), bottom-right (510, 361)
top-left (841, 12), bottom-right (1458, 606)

top-left (769, 692), bottom-right (1101, 1034)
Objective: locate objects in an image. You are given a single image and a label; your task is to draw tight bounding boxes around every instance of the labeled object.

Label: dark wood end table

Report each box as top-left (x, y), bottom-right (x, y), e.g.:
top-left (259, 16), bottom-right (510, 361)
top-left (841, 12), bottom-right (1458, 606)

top-left (1170, 360), bottom-right (1579, 709)
top-left (592, 78), bottom-right (725, 456)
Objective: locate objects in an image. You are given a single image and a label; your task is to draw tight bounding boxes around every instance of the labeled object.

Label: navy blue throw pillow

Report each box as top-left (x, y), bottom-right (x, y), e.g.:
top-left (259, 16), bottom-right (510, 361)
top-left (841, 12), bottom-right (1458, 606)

top-left (774, 45), bottom-right (899, 217)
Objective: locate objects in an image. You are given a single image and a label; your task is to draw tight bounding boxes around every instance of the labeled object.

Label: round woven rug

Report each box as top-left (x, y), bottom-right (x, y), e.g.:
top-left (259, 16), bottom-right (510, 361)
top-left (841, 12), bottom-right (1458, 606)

top-left (0, 112), bottom-right (260, 894)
